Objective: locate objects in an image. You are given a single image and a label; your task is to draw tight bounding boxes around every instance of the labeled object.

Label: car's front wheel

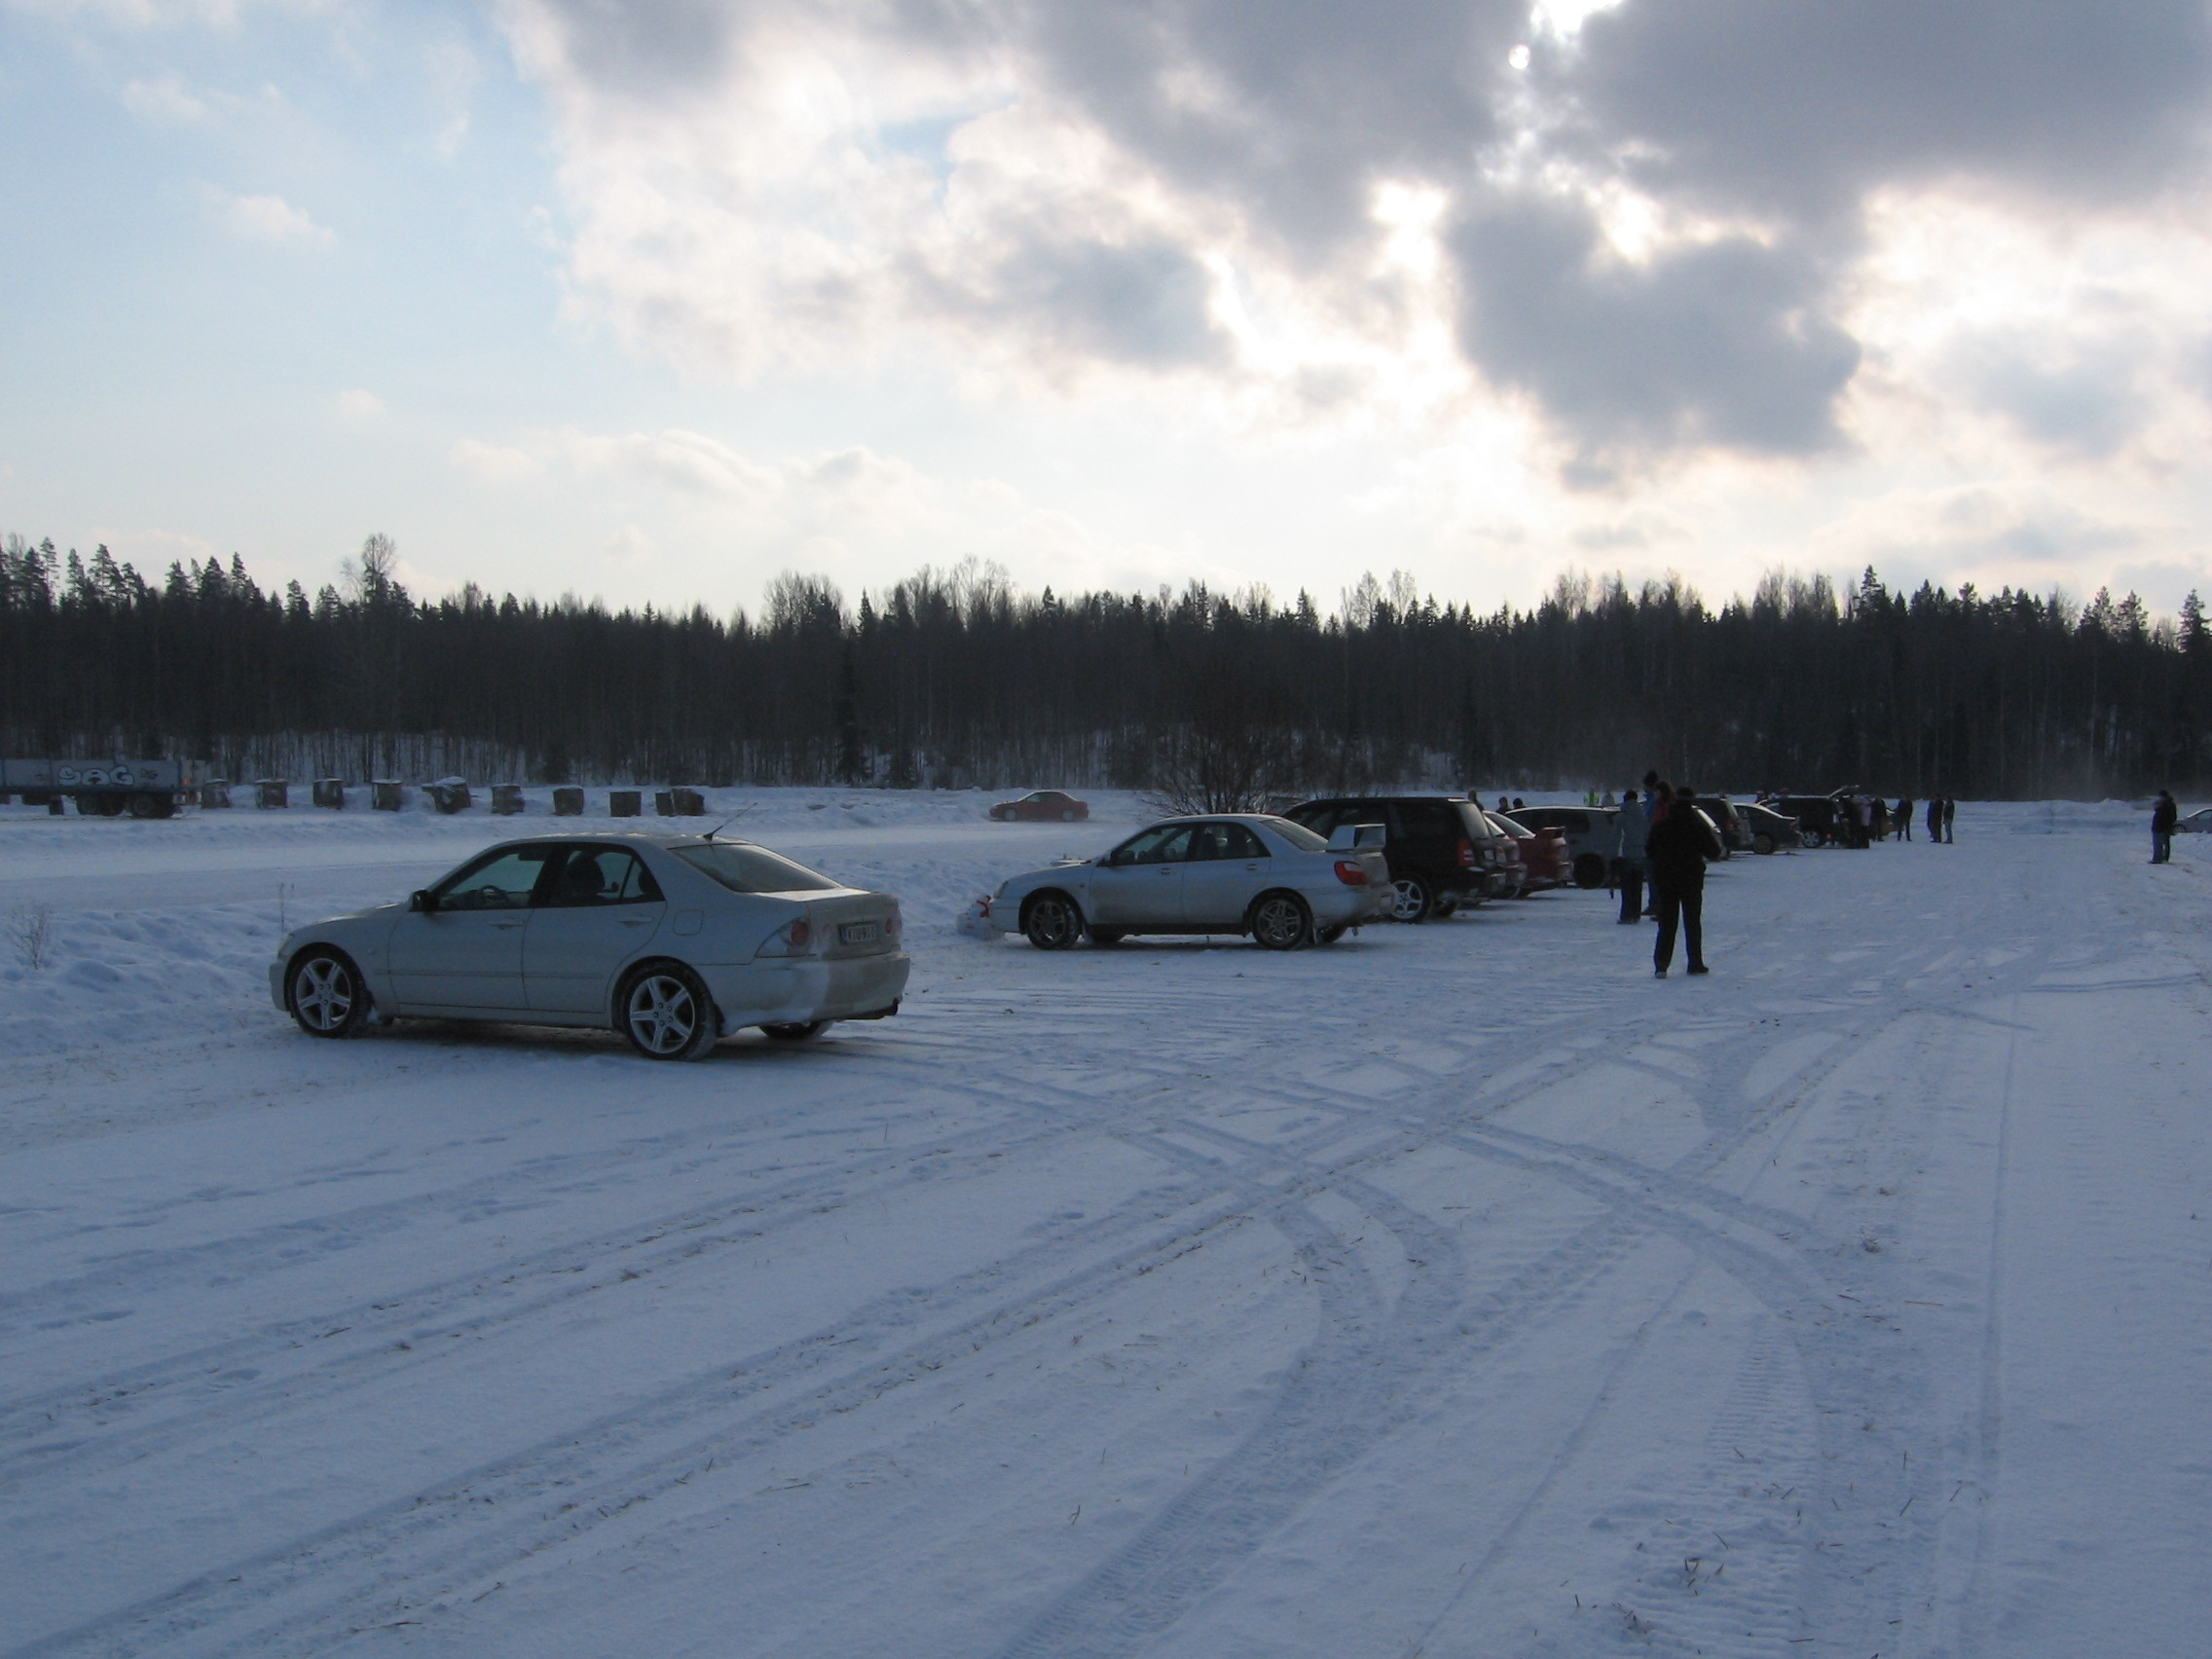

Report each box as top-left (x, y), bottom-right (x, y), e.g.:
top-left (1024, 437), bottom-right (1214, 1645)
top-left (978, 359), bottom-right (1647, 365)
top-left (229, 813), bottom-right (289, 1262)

top-left (1572, 852), bottom-right (1608, 889)
top-left (761, 1020), bottom-right (832, 1042)
top-left (1389, 876), bottom-right (1432, 923)
top-left (1022, 892), bottom-right (1085, 950)
top-left (286, 946), bottom-right (372, 1039)
top-left (619, 964), bottom-right (719, 1060)
top-left (1752, 831), bottom-right (1776, 855)
top-left (1249, 892), bottom-right (1312, 950)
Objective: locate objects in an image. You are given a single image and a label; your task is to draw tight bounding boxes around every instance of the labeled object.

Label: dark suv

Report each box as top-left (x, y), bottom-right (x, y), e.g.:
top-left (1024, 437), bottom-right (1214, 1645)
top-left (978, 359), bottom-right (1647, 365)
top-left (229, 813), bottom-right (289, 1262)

top-left (1283, 795), bottom-right (1501, 922)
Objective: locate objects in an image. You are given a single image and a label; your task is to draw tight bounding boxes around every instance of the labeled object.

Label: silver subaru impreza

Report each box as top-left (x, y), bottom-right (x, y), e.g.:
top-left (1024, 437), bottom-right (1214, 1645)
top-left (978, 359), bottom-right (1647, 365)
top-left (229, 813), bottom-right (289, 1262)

top-left (271, 832), bottom-right (908, 1059)
top-left (981, 814), bottom-right (1392, 949)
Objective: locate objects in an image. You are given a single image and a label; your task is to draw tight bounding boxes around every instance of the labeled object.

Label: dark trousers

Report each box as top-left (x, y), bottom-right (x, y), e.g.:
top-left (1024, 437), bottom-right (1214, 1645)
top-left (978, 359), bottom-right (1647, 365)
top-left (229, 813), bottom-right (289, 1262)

top-left (2154, 830), bottom-right (2172, 864)
top-left (1616, 861), bottom-right (1644, 922)
top-left (1653, 882), bottom-right (1703, 972)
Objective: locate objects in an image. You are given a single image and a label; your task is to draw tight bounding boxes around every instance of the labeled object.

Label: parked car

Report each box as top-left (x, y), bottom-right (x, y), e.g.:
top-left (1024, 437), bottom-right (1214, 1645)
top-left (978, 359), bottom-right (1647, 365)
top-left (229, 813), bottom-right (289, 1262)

top-left (1736, 803), bottom-right (1803, 854)
top-left (1282, 795), bottom-right (1510, 921)
top-left (982, 815), bottom-right (1393, 949)
top-left (2173, 806), bottom-right (2212, 834)
top-left (1502, 805), bottom-right (1619, 889)
top-left (272, 832), bottom-right (909, 1061)
top-left (990, 790), bottom-right (1089, 822)
top-left (1483, 809), bottom-right (1569, 892)
top-left (1678, 795), bottom-right (1747, 854)
top-left (1765, 794), bottom-right (1844, 847)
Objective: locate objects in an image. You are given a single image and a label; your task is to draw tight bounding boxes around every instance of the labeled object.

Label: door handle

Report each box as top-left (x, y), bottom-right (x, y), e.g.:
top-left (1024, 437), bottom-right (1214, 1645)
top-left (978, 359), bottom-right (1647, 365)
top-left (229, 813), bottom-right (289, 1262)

top-left (491, 921), bottom-right (525, 930)
top-left (620, 919), bottom-right (648, 927)
top-left (1159, 868), bottom-right (1174, 876)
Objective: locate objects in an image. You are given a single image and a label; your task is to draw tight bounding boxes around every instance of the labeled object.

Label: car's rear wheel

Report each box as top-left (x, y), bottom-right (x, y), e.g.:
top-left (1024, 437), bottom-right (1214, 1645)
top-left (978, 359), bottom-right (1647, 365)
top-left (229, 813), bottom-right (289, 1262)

top-left (1572, 852), bottom-right (1607, 889)
top-left (619, 964), bottom-right (719, 1060)
top-left (1752, 831), bottom-right (1776, 855)
top-left (1250, 892), bottom-right (1312, 950)
top-left (1059, 808), bottom-right (1077, 822)
top-left (1022, 892), bottom-right (1085, 950)
top-left (1388, 876), bottom-right (1432, 924)
top-left (761, 1020), bottom-right (831, 1042)
top-left (286, 947), bottom-right (372, 1038)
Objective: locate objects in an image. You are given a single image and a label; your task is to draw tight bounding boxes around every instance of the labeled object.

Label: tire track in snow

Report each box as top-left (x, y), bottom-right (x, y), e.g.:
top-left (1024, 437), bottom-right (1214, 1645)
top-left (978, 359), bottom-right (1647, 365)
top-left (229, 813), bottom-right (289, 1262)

top-left (980, 911), bottom-right (2035, 1658)
top-left (0, 1092), bottom-right (1099, 1490)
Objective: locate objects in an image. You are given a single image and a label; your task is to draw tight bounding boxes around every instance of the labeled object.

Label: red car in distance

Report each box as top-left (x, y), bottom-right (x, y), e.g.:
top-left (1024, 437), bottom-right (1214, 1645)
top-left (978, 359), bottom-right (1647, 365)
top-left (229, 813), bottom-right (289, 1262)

top-left (990, 790), bottom-right (1090, 823)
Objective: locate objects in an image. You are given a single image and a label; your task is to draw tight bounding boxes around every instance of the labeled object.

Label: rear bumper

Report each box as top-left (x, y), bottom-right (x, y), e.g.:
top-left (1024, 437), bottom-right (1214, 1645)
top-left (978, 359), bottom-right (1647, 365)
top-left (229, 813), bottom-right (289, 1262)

top-left (698, 952), bottom-right (911, 1034)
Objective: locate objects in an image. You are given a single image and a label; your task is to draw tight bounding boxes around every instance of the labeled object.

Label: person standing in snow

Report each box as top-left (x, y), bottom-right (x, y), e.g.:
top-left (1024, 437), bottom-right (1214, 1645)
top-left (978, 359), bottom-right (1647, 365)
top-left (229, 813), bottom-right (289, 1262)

top-left (1646, 782), bottom-right (1720, 977)
top-left (1613, 788), bottom-right (1648, 924)
top-left (1896, 796), bottom-right (1913, 840)
top-left (2152, 791), bottom-right (2178, 864)
top-left (1942, 797), bottom-right (1956, 843)
top-left (1926, 796), bottom-right (1942, 842)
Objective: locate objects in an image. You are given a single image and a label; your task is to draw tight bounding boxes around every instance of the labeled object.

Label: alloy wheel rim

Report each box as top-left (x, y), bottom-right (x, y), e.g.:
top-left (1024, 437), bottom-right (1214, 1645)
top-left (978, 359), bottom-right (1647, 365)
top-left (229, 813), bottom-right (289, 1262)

top-left (629, 975), bottom-right (697, 1053)
top-left (1256, 899), bottom-right (1302, 944)
top-left (1032, 901), bottom-right (1074, 945)
top-left (295, 959), bottom-right (352, 1030)
top-left (1391, 880), bottom-right (1425, 920)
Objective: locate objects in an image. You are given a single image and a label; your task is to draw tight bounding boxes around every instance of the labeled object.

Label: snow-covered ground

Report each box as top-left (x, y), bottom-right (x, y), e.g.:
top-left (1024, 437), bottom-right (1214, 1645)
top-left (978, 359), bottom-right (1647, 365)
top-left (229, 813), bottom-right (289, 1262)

top-left (2, 792), bottom-right (2207, 1659)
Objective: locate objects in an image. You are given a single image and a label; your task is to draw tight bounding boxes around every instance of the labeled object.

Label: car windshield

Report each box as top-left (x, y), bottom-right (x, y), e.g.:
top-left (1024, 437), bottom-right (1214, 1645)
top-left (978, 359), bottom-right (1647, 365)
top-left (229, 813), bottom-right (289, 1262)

top-left (674, 842), bottom-right (842, 894)
top-left (1258, 816), bottom-right (1327, 852)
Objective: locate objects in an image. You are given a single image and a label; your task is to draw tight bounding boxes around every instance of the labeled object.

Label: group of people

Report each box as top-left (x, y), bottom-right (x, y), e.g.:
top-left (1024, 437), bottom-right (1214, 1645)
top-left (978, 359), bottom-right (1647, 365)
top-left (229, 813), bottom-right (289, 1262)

top-left (1816, 793), bottom-right (1957, 847)
top-left (1609, 773), bottom-right (1722, 978)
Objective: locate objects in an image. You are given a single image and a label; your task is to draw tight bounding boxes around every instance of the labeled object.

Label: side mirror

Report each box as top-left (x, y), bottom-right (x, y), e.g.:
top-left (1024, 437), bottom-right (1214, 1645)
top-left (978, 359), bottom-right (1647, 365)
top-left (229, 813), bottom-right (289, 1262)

top-left (409, 889), bottom-right (434, 912)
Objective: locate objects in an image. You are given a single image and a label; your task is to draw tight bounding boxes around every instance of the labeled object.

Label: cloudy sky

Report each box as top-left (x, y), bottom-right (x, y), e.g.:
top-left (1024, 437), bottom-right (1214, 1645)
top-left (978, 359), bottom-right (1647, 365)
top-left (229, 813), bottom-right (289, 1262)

top-left (4, 0), bottom-right (2211, 619)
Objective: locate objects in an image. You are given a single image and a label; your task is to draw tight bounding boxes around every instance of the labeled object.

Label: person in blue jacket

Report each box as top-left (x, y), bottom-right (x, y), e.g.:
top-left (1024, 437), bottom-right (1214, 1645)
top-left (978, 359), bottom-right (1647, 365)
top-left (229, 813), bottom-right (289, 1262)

top-left (1612, 789), bottom-right (1648, 924)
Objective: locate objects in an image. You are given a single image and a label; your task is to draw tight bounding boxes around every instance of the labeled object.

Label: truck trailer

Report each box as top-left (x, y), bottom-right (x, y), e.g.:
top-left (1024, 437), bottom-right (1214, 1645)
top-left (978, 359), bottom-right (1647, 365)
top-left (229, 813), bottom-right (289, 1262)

top-left (0, 758), bottom-right (200, 818)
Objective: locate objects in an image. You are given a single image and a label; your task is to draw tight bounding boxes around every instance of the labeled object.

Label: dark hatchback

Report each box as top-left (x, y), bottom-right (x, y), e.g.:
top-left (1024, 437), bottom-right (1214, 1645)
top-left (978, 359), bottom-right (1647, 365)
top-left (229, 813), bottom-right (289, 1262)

top-left (1283, 795), bottom-right (1498, 922)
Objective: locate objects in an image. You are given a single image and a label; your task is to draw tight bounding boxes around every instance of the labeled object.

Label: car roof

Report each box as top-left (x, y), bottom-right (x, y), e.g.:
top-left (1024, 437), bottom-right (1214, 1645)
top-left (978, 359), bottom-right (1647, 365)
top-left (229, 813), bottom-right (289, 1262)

top-left (475, 830), bottom-right (759, 850)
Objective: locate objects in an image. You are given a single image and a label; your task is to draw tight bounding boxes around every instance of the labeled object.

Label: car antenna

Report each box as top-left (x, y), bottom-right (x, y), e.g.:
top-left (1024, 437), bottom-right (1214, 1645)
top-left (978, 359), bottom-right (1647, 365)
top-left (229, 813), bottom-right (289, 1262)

top-left (705, 804), bottom-right (755, 841)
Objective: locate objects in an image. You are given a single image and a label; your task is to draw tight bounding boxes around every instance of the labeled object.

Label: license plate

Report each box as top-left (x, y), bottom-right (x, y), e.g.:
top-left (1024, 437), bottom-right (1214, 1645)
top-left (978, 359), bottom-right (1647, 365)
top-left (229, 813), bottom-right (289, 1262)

top-left (838, 921), bottom-right (879, 945)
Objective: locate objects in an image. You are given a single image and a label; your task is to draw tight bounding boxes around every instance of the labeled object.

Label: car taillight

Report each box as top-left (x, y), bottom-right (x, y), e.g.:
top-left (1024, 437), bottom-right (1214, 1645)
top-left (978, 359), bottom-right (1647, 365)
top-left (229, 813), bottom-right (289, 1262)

top-left (1456, 837), bottom-right (1475, 868)
top-left (756, 917), bottom-right (815, 958)
top-left (1334, 860), bottom-right (1368, 885)
top-left (885, 904), bottom-right (902, 937)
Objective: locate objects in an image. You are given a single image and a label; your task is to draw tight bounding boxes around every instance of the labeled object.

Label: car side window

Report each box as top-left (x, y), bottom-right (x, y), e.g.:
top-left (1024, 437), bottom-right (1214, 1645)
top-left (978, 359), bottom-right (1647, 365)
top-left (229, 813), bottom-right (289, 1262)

top-left (1393, 802), bottom-right (1457, 839)
top-left (546, 847), bottom-right (665, 907)
top-left (433, 846), bottom-right (561, 910)
top-left (1113, 825), bottom-right (1197, 865)
top-left (1188, 823), bottom-right (1267, 861)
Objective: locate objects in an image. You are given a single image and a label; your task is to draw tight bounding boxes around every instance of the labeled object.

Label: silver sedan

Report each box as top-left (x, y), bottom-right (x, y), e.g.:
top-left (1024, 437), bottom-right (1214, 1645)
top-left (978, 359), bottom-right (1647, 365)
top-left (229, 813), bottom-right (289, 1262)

top-left (981, 814), bottom-right (1393, 949)
top-left (271, 832), bottom-right (909, 1059)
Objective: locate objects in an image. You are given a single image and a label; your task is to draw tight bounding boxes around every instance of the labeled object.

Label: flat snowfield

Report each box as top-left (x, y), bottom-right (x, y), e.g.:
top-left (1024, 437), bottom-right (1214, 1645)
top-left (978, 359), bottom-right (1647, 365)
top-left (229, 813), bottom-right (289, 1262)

top-left (3, 795), bottom-right (2207, 1659)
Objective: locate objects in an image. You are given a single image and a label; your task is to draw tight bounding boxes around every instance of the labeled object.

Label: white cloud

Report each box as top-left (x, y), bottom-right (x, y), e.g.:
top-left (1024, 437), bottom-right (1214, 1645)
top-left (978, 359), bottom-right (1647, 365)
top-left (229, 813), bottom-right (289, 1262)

top-left (450, 438), bottom-right (539, 485)
top-left (335, 387), bottom-right (385, 420)
top-left (214, 189), bottom-right (333, 247)
top-left (120, 72), bottom-right (208, 122)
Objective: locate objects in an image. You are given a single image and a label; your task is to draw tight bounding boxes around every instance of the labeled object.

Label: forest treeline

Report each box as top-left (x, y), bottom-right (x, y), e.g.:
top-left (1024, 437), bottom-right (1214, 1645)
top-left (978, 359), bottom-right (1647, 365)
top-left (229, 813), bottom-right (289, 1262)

top-left (4, 532), bottom-right (2209, 798)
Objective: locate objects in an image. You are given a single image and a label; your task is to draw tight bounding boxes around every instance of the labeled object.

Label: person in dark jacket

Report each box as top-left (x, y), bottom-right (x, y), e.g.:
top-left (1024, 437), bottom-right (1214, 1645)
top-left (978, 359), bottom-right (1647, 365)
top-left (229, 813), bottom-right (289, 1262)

top-left (1896, 796), bottom-right (1913, 841)
top-left (2152, 791), bottom-right (2178, 863)
top-left (1926, 796), bottom-right (1942, 842)
top-left (1645, 782), bottom-right (1720, 977)
top-left (1942, 797), bottom-right (1956, 842)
